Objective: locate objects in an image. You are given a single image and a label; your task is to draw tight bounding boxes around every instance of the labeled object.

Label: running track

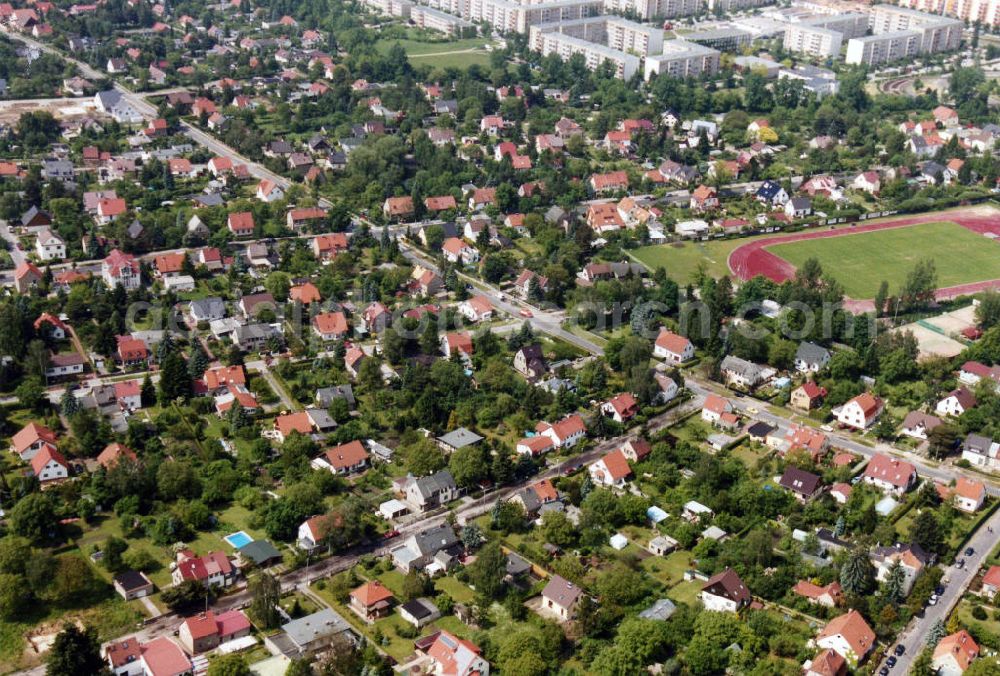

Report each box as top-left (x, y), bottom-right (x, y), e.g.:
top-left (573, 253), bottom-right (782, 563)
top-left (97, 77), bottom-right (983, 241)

top-left (727, 208), bottom-right (1000, 311)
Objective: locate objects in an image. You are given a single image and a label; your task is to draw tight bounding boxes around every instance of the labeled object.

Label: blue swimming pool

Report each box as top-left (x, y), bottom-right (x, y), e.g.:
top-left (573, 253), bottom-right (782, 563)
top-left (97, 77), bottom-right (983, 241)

top-left (224, 531), bottom-right (253, 548)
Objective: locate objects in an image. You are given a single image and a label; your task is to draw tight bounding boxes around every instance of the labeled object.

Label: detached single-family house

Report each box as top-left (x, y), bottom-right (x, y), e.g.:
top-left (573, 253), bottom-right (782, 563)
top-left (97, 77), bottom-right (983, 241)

top-left (792, 580), bottom-right (842, 608)
top-left (836, 393), bottom-right (883, 430)
top-left (701, 394), bottom-right (732, 424)
top-left (601, 393), bottom-right (638, 423)
top-left (389, 522), bottom-right (460, 573)
top-left (795, 342), bottom-right (830, 373)
top-left (900, 411), bottom-right (942, 440)
top-left (654, 329), bottom-right (694, 363)
top-left (540, 575), bottom-right (582, 621)
top-left (700, 568), bottom-right (750, 613)
top-left (872, 543), bottom-right (931, 596)
top-left (790, 382), bottom-right (826, 411)
top-left (937, 387), bottom-right (976, 417)
top-left (31, 446), bottom-right (69, 483)
top-left (932, 630), bottom-right (979, 676)
top-left (171, 550), bottom-right (236, 588)
top-left (862, 454), bottom-right (917, 495)
top-left (349, 581), bottom-right (395, 623)
top-left (815, 610), bottom-right (875, 667)
top-left (588, 449), bottom-right (632, 489)
top-left (537, 414), bottom-right (586, 449)
top-left (953, 477), bottom-right (986, 513)
top-left (778, 466), bottom-right (822, 501)
top-left (313, 440), bottom-right (369, 476)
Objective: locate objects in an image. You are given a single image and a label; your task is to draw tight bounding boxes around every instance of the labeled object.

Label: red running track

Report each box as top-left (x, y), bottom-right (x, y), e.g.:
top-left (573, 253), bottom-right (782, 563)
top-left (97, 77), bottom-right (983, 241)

top-left (727, 209), bottom-right (1000, 309)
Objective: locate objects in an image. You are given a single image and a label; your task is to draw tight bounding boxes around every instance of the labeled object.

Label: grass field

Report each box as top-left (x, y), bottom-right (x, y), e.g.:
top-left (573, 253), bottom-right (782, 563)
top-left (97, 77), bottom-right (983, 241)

top-left (766, 221), bottom-right (1000, 299)
top-left (631, 237), bottom-right (757, 285)
top-left (374, 37), bottom-right (493, 69)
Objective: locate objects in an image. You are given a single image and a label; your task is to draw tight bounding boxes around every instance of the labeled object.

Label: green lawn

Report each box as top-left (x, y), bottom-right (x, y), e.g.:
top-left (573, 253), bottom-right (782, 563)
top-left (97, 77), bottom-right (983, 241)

top-left (373, 37), bottom-right (493, 69)
top-left (631, 237), bottom-right (754, 286)
top-left (766, 221), bottom-right (1000, 299)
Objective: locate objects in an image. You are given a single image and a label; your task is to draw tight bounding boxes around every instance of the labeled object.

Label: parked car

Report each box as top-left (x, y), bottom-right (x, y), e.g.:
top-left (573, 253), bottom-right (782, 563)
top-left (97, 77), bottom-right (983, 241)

top-left (965, 547), bottom-right (975, 556)
top-left (894, 645), bottom-right (906, 656)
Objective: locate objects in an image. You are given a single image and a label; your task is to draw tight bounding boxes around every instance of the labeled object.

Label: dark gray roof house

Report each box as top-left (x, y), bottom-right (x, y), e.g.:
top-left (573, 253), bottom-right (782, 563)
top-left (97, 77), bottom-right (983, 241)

top-left (189, 297), bottom-right (226, 323)
top-left (437, 428), bottom-right (484, 452)
top-left (316, 384), bottom-right (355, 409)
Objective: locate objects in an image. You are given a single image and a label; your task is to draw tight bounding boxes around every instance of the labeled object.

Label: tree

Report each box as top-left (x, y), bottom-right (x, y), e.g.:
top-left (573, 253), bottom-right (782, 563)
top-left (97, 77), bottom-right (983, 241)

top-left (976, 291), bottom-right (1000, 330)
top-left (102, 537), bottom-right (128, 573)
top-left (207, 654), bottom-right (251, 676)
top-left (910, 510), bottom-right (943, 553)
top-left (541, 510), bottom-right (576, 548)
top-left (158, 351), bottom-right (191, 404)
top-left (840, 547), bottom-right (875, 596)
top-left (60, 387), bottom-right (79, 418)
top-left (161, 579), bottom-right (214, 612)
top-left (467, 541), bottom-right (506, 600)
top-left (881, 559), bottom-right (906, 605)
top-left (10, 492), bottom-right (58, 540)
top-left (0, 572), bottom-right (29, 619)
top-left (46, 624), bottom-right (107, 676)
top-left (448, 445), bottom-right (489, 489)
top-left (461, 524), bottom-right (484, 551)
top-left (407, 438), bottom-right (446, 477)
top-left (140, 373), bottom-right (156, 407)
top-left (927, 619), bottom-right (947, 647)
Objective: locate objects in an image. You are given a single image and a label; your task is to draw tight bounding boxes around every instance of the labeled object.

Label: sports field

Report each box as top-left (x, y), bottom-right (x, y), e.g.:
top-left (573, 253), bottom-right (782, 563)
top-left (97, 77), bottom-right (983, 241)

top-left (765, 221), bottom-right (1000, 299)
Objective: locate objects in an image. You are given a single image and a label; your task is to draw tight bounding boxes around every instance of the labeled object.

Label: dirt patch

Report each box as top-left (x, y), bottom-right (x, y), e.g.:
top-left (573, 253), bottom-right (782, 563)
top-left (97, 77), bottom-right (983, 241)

top-left (25, 619), bottom-right (84, 657)
top-left (0, 98), bottom-right (101, 126)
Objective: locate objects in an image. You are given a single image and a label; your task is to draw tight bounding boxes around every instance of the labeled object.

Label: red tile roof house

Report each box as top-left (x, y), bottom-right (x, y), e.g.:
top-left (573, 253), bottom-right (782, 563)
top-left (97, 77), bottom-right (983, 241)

top-left (953, 476), bottom-right (986, 513)
top-left (273, 411), bottom-right (315, 443)
top-left (601, 392), bottom-right (638, 423)
top-left (468, 187), bottom-right (496, 211)
top-left (441, 237), bottom-right (479, 265)
top-left (792, 580), bottom-right (842, 608)
top-left (153, 252), bottom-right (186, 278)
top-left (862, 454), bottom-right (917, 495)
top-left (804, 649), bottom-right (847, 676)
top-left (980, 565), bottom-right (1000, 598)
top-left (441, 332), bottom-right (474, 362)
top-left (312, 440), bottom-right (369, 476)
top-left (514, 269), bottom-right (549, 299)
top-left (96, 197), bottom-right (127, 224)
top-left (202, 365), bottom-right (247, 393)
top-left (97, 442), bottom-right (137, 470)
top-left (815, 610), bottom-right (875, 667)
top-left (312, 233), bottom-right (349, 260)
top-left (654, 329), bottom-right (694, 363)
top-left (14, 261), bottom-right (43, 293)
top-left (424, 195), bottom-right (457, 212)
top-left (790, 381), bottom-right (827, 411)
top-left (835, 392), bottom-right (883, 430)
top-left (701, 394), bottom-right (732, 424)
top-left (700, 567), bottom-right (751, 613)
top-left (139, 636), bottom-right (191, 676)
top-left (116, 335), bottom-right (149, 367)
top-left (10, 421), bottom-right (58, 461)
top-left (932, 630), bottom-right (979, 675)
top-left (177, 609), bottom-right (251, 654)
top-left (101, 249), bottom-right (141, 290)
top-left (104, 636), bottom-right (142, 675)
top-left (289, 282), bottom-right (322, 305)
top-left (312, 311), bottom-right (349, 341)
top-left (287, 207), bottom-right (327, 229)
top-left (382, 196), bottom-right (414, 220)
top-left (31, 445), bottom-right (69, 483)
top-left (227, 211), bottom-right (255, 237)
top-left (349, 581), bottom-right (395, 623)
top-left (426, 630), bottom-right (490, 676)
top-left (588, 448), bottom-right (633, 489)
top-left (114, 379), bottom-right (142, 410)
top-left (213, 384), bottom-right (259, 417)
top-left (171, 550), bottom-right (236, 588)
top-left (457, 295), bottom-right (493, 323)
top-left (537, 413), bottom-right (587, 449)
top-left (515, 434), bottom-right (555, 456)
top-left (589, 170), bottom-right (629, 193)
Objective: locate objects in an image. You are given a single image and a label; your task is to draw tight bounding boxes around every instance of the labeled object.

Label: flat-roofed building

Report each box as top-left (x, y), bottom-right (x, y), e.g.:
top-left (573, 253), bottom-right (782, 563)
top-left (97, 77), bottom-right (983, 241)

top-left (644, 39), bottom-right (721, 80)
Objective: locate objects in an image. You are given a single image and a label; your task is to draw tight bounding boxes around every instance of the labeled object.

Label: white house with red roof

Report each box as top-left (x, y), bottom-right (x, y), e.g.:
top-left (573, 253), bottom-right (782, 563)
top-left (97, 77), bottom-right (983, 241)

top-left (835, 392), bottom-right (883, 430)
top-left (701, 394), bottom-right (732, 424)
top-left (312, 311), bottom-right (349, 341)
top-left (139, 637), bottom-right (191, 676)
top-left (178, 609), bottom-right (251, 654)
top-left (953, 477), bottom-right (986, 513)
top-left (312, 440), bottom-right (369, 476)
top-left (114, 380), bottom-right (142, 410)
top-left (34, 313), bottom-right (67, 340)
top-left (213, 385), bottom-right (259, 416)
top-left (10, 422), bottom-right (58, 461)
top-left (441, 237), bottom-right (479, 265)
top-left (937, 387), bottom-right (977, 417)
top-left (441, 332), bottom-right (473, 361)
top-left (227, 212), bottom-right (255, 237)
top-left (31, 445), bottom-right (68, 483)
top-left (255, 179), bottom-right (284, 203)
top-left (862, 454), bottom-right (917, 495)
top-left (816, 610), bottom-right (875, 667)
top-left (96, 197), bottom-right (127, 224)
top-left (933, 630), bottom-right (979, 676)
top-left (515, 435), bottom-right (555, 456)
top-left (537, 414), bottom-right (586, 449)
top-left (589, 448), bottom-right (632, 489)
top-left (426, 630), bottom-right (490, 676)
top-left (102, 249), bottom-right (140, 290)
top-left (457, 295), bottom-right (493, 323)
top-left (105, 636), bottom-right (142, 676)
top-left (312, 233), bottom-right (349, 260)
top-left (601, 392), bottom-right (638, 423)
top-left (654, 329), bottom-right (693, 363)
top-left (171, 550), bottom-right (236, 588)
top-left (980, 565), bottom-right (1000, 598)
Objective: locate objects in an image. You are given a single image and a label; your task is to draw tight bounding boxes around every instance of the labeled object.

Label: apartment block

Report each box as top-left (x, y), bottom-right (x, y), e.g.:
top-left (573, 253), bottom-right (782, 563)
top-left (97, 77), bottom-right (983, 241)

top-left (845, 29), bottom-right (921, 65)
top-left (529, 16), bottom-right (662, 55)
top-left (783, 24), bottom-right (842, 58)
top-left (604, 0), bottom-right (701, 19)
top-left (901, 0), bottom-right (1000, 27)
top-left (411, 5), bottom-right (475, 33)
top-left (530, 29), bottom-right (641, 78)
top-left (869, 5), bottom-right (963, 53)
top-left (707, 0), bottom-right (773, 13)
top-left (644, 39), bottom-right (721, 80)
top-left (362, 0), bottom-right (415, 17)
